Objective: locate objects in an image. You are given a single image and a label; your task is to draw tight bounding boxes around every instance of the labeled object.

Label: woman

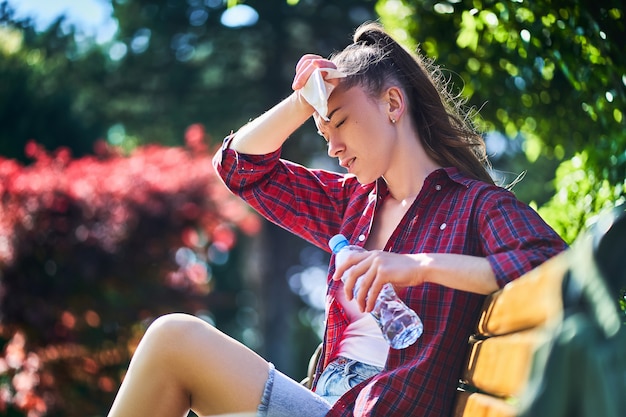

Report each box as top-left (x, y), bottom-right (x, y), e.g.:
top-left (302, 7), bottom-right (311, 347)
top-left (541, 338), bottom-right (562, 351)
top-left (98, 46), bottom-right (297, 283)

top-left (107, 22), bottom-right (567, 417)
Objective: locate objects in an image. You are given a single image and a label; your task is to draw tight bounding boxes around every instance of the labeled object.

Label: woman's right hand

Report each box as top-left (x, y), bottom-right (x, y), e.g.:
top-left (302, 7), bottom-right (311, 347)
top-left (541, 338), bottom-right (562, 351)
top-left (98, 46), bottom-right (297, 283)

top-left (226, 55), bottom-right (338, 155)
top-left (292, 54), bottom-right (339, 91)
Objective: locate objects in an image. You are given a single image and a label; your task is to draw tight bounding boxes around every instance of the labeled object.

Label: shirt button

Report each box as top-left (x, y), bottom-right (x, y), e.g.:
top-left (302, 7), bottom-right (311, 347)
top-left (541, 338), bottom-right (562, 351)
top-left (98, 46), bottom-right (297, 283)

top-left (435, 184), bottom-right (442, 191)
top-left (440, 223), bottom-right (447, 230)
top-left (358, 234), bottom-right (366, 241)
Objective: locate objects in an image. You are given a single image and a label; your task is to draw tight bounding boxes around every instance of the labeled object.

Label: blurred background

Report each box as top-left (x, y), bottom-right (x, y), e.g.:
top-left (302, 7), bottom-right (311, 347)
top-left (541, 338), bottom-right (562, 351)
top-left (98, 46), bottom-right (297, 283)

top-left (0, 0), bottom-right (624, 416)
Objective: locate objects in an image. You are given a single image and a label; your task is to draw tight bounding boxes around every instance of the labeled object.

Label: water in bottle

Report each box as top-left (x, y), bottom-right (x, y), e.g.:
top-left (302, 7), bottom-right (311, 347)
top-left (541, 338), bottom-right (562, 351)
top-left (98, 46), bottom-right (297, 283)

top-left (328, 234), bottom-right (423, 349)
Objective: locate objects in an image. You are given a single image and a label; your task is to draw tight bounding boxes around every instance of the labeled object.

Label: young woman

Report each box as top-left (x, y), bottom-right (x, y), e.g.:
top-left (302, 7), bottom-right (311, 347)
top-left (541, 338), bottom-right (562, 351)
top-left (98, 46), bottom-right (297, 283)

top-left (107, 22), bottom-right (567, 417)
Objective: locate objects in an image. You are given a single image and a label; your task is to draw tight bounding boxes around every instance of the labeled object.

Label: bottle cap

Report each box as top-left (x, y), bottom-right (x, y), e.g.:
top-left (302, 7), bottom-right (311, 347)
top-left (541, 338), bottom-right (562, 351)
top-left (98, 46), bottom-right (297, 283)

top-left (329, 234), bottom-right (349, 254)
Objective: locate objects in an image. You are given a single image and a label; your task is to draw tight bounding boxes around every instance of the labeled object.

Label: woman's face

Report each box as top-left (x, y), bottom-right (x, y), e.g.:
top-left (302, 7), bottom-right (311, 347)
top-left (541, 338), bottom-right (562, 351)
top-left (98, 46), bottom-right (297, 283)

top-left (315, 85), bottom-right (395, 184)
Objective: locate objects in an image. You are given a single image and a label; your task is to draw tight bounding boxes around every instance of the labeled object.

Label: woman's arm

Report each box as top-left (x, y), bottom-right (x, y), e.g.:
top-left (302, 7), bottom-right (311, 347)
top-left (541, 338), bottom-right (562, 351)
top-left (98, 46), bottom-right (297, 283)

top-left (333, 189), bottom-right (567, 313)
top-left (333, 250), bottom-right (497, 313)
top-left (228, 92), bottom-right (313, 155)
top-left (412, 252), bottom-right (497, 293)
top-left (229, 54), bottom-right (338, 155)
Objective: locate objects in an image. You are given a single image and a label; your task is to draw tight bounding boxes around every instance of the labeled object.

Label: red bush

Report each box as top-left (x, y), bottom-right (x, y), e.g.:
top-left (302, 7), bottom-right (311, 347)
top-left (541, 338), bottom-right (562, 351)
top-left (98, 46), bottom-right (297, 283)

top-left (0, 125), bottom-right (260, 416)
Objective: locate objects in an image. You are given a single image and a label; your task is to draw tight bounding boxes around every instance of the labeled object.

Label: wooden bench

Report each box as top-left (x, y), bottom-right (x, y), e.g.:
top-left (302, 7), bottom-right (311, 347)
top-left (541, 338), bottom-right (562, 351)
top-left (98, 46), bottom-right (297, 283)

top-left (454, 207), bottom-right (626, 417)
top-left (452, 251), bottom-right (570, 417)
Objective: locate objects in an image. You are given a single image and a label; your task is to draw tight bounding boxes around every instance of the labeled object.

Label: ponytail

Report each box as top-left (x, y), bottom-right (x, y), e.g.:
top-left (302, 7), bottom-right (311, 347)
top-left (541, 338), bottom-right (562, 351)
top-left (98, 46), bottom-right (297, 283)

top-left (332, 22), bottom-right (494, 185)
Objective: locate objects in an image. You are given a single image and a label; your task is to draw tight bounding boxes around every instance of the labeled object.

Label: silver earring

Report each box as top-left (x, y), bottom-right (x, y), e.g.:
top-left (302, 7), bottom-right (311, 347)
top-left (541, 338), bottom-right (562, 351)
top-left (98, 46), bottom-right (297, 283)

top-left (391, 118), bottom-right (396, 124)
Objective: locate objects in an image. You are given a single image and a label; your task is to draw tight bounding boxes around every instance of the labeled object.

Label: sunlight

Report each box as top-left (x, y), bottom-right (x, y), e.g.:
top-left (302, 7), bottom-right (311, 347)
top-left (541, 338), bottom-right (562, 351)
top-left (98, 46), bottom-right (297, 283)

top-left (7, 0), bottom-right (117, 43)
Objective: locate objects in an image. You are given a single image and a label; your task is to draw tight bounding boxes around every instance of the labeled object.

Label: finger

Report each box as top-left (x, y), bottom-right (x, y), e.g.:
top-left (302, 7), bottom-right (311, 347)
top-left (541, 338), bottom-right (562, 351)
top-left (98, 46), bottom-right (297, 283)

top-left (353, 265), bottom-right (377, 312)
top-left (332, 249), bottom-right (366, 281)
top-left (342, 261), bottom-right (366, 302)
top-left (299, 57), bottom-right (336, 74)
top-left (342, 266), bottom-right (358, 301)
top-left (335, 251), bottom-right (369, 299)
top-left (292, 58), bottom-right (337, 90)
top-left (292, 60), bottom-right (317, 90)
top-left (295, 54), bottom-right (323, 73)
top-left (363, 253), bottom-right (397, 312)
top-left (365, 278), bottom-right (387, 313)
top-left (332, 251), bottom-right (352, 282)
top-left (359, 252), bottom-right (388, 312)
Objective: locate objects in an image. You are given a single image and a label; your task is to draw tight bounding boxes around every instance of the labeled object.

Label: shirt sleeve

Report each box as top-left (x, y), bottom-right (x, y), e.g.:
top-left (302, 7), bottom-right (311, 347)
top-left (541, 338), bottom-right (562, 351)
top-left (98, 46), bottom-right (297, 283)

top-left (478, 188), bottom-right (568, 288)
top-left (212, 136), bottom-right (358, 250)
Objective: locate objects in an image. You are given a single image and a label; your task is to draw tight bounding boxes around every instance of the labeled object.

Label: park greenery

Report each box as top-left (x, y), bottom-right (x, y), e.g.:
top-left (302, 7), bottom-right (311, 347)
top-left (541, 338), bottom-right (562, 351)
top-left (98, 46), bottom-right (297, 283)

top-left (0, 0), bottom-right (624, 415)
top-left (376, 0), bottom-right (625, 241)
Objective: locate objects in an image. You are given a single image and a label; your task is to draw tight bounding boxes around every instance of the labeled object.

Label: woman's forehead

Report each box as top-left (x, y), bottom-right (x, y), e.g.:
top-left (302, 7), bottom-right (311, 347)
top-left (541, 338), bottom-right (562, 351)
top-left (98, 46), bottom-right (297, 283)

top-left (327, 85), bottom-right (378, 112)
top-left (314, 86), bottom-right (374, 130)
top-left (329, 84), bottom-right (367, 104)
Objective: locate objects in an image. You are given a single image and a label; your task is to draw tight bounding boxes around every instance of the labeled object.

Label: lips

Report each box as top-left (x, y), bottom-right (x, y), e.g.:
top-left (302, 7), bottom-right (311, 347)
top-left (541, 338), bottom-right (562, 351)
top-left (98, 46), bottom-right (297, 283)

top-left (340, 157), bottom-right (355, 170)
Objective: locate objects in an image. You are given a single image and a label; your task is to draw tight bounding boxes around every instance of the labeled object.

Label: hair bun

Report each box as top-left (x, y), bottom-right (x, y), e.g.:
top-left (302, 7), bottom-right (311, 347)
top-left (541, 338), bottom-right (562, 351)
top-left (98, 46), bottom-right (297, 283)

top-left (353, 22), bottom-right (391, 46)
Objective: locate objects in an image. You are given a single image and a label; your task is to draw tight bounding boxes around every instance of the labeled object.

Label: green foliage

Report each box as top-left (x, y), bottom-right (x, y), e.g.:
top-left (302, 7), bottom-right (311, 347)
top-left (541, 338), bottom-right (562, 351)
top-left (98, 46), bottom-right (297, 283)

top-left (377, 0), bottom-right (626, 322)
top-left (0, 4), bottom-right (109, 162)
top-left (538, 151), bottom-right (625, 243)
top-left (377, 0), bottom-right (626, 239)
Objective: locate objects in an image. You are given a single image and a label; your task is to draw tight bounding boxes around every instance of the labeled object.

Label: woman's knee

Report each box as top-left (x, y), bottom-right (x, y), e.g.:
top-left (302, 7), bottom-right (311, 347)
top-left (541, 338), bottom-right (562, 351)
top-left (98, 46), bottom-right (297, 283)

top-left (141, 313), bottom-right (215, 356)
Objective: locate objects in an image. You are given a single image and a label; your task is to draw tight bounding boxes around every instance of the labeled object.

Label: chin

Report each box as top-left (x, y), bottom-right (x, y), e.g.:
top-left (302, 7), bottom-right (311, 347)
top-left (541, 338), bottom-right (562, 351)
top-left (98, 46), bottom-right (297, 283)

top-left (354, 174), bottom-right (377, 185)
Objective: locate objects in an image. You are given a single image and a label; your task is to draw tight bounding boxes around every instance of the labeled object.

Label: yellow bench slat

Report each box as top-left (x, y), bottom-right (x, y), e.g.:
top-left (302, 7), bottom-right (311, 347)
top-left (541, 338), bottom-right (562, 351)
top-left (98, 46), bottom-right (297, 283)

top-left (453, 391), bottom-right (517, 417)
top-left (460, 327), bottom-right (552, 397)
top-left (476, 253), bottom-right (569, 337)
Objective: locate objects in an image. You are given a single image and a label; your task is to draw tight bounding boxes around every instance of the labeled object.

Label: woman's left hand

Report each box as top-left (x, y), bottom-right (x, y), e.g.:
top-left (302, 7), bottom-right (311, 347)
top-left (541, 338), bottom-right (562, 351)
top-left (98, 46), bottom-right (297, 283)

top-left (332, 250), bottom-right (430, 313)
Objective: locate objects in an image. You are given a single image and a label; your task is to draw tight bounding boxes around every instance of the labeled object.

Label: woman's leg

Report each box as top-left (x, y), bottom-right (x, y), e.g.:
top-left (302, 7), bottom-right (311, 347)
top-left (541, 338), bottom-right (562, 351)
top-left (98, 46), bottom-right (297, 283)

top-left (107, 313), bottom-right (270, 417)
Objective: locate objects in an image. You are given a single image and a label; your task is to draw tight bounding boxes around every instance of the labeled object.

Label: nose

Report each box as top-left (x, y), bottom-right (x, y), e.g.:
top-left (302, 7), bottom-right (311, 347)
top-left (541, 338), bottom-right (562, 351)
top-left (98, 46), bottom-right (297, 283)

top-left (326, 137), bottom-right (343, 158)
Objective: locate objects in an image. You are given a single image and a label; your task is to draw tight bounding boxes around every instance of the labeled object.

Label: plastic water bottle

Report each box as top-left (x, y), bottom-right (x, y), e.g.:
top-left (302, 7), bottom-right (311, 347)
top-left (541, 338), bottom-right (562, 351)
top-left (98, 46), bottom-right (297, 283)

top-left (329, 234), bottom-right (423, 349)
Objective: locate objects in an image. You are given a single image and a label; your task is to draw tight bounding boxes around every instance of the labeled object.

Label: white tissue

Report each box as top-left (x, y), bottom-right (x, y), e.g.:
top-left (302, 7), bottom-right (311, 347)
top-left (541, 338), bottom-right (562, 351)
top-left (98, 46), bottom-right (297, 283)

top-left (299, 68), bottom-right (346, 121)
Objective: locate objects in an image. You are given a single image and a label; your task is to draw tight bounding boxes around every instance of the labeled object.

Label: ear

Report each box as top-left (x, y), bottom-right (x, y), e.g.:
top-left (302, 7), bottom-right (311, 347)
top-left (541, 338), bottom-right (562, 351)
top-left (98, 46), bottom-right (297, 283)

top-left (384, 86), bottom-right (405, 123)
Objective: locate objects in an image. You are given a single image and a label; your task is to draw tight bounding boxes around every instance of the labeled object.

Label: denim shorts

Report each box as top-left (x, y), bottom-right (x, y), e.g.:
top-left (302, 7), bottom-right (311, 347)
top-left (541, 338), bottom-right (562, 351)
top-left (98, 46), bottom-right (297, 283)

top-left (256, 357), bottom-right (383, 417)
top-left (314, 356), bottom-right (384, 405)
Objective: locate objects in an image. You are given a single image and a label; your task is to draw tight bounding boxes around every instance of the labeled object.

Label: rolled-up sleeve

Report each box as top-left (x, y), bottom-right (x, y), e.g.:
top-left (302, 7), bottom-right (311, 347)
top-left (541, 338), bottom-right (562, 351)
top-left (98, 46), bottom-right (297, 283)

top-left (213, 135), bottom-right (283, 194)
top-left (480, 190), bottom-right (568, 288)
top-left (212, 136), bottom-right (359, 249)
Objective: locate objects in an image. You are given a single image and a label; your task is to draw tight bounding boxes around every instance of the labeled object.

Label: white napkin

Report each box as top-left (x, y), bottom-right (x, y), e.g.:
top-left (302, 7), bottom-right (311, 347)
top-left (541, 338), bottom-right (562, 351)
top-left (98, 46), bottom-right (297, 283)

top-left (299, 67), bottom-right (346, 121)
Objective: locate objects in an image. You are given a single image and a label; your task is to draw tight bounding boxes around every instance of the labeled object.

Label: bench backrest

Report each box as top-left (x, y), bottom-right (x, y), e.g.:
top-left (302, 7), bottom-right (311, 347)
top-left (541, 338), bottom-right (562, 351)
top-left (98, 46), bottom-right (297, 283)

top-left (454, 205), bottom-right (626, 417)
top-left (453, 252), bottom-right (569, 417)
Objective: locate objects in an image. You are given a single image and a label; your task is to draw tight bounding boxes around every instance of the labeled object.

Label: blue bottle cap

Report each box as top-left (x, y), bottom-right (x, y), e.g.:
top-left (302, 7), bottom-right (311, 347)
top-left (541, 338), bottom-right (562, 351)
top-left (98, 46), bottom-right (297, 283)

top-left (329, 234), bottom-right (349, 254)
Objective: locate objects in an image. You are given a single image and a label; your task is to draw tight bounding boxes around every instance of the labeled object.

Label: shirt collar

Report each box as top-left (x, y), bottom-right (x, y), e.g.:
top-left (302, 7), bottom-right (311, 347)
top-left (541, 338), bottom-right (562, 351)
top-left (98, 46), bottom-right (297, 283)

top-left (373, 166), bottom-right (472, 200)
top-left (439, 166), bottom-right (473, 188)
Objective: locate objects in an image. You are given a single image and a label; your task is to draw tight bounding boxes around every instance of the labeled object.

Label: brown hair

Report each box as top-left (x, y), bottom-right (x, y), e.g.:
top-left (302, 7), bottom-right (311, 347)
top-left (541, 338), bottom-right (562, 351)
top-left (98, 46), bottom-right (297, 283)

top-left (331, 22), bottom-right (494, 185)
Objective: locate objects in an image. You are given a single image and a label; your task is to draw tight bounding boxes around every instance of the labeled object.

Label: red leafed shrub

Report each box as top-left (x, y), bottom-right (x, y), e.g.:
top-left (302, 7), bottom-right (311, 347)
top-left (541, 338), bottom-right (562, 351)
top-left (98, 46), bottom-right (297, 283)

top-left (0, 124), bottom-right (261, 417)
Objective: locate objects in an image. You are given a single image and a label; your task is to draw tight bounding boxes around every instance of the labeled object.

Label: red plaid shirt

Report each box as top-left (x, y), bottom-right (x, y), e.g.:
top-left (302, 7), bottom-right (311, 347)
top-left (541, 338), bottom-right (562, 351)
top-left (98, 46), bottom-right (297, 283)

top-left (213, 137), bottom-right (567, 417)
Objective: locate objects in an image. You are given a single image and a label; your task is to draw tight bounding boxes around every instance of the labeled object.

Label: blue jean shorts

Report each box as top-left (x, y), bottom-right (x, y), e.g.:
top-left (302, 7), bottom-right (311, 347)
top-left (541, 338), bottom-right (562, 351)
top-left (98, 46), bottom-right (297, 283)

top-left (315, 356), bottom-right (383, 405)
top-left (256, 357), bottom-right (382, 417)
